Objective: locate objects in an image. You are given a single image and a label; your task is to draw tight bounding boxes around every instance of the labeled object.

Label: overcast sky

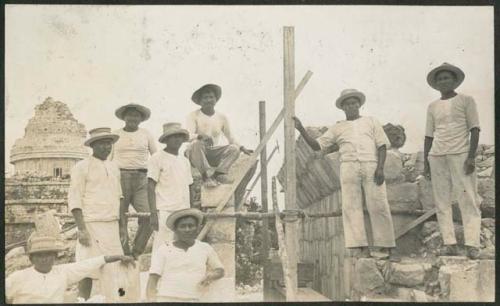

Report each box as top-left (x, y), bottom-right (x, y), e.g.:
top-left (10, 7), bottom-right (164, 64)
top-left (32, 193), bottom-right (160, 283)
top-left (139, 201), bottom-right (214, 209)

top-left (5, 5), bottom-right (494, 199)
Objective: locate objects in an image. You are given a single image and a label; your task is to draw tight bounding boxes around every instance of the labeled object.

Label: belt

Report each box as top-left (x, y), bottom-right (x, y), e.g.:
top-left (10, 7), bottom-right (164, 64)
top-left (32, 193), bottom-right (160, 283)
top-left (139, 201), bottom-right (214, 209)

top-left (120, 168), bottom-right (147, 173)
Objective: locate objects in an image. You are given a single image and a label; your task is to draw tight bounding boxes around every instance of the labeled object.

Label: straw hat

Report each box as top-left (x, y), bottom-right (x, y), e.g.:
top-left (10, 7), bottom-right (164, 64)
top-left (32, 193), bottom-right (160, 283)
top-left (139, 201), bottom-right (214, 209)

top-left (84, 127), bottom-right (120, 147)
top-left (191, 84), bottom-right (222, 105)
top-left (158, 122), bottom-right (189, 143)
top-left (27, 232), bottom-right (64, 255)
top-left (166, 208), bottom-right (204, 231)
top-left (426, 62), bottom-right (465, 90)
top-left (335, 89), bottom-right (366, 109)
top-left (115, 103), bottom-right (151, 121)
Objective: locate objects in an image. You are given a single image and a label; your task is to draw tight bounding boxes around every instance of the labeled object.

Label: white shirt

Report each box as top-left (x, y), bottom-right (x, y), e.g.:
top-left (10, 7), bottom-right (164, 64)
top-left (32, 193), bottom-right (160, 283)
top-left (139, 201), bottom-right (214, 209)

top-left (186, 109), bottom-right (240, 147)
top-left (111, 128), bottom-right (157, 169)
top-left (149, 240), bottom-right (224, 300)
top-left (317, 116), bottom-right (390, 163)
top-left (6, 256), bottom-right (106, 304)
top-left (68, 156), bottom-right (122, 222)
top-left (425, 93), bottom-right (480, 156)
top-left (147, 151), bottom-right (193, 211)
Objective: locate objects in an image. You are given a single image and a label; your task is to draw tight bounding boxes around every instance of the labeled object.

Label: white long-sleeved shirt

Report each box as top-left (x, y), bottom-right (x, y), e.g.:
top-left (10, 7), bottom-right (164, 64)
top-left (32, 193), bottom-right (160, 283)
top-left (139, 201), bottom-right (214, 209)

top-left (6, 256), bottom-right (106, 304)
top-left (68, 156), bottom-right (122, 222)
top-left (186, 109), bottom-right (240, 147)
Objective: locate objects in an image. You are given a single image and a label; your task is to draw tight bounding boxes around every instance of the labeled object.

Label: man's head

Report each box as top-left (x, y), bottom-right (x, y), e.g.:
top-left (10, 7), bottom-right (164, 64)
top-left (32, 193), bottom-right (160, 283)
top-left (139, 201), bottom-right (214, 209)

top-left (26, 233), bottom-right (63, 274)
top-left (340, 96), bottom-right (362, 118)
top-left (158, 122), bottom-right (189, 147)
top-left (191, 84), bottom-right (222, 107)
top-left (166, 208), bottom-right (204, 242)
top-left (29, 251), bottom-right (58, 274)
top-left (164, 133), bottom-right (188, 151)
top-left (122, 108), bottom-right (143, 129)
top-left (84, 127), bottom-right (119, 160)
top-left (426, 63), bottom-right (465, 92)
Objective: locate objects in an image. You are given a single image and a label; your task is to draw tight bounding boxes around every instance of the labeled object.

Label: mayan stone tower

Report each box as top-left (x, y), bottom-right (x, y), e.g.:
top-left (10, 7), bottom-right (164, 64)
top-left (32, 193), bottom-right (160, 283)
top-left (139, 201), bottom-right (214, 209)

top-left (10, 97), bottom-right (88, 177)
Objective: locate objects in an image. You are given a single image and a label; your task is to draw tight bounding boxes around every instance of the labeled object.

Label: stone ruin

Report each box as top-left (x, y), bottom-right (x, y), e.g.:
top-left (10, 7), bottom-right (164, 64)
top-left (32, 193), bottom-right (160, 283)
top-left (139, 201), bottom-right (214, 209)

top-left (9, 97), bottom-right (88, 178)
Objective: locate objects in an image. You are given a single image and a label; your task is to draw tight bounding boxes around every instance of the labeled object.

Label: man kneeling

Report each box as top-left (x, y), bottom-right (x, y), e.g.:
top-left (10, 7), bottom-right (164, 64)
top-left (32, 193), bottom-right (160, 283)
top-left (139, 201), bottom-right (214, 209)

top-left (146, 208), bottom-right (225, 302)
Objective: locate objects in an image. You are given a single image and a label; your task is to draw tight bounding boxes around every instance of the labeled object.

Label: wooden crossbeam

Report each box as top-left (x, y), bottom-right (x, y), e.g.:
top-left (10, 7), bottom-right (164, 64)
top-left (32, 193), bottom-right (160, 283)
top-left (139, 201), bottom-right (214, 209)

top-left (395, 208), bottom-right (437, 239)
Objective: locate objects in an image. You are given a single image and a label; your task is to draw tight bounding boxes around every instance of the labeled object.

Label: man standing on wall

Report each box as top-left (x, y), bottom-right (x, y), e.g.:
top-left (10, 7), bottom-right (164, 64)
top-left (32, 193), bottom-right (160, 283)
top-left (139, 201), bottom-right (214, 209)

top-left (68, 128), bottom-right (126, 302)
top-left (111, 103), bottom-right (157, 259)
top-left (185, 84), bottom-right (253, 188)
top-left (423, 63), bottom-right (482, 259)
top-left (293, 89), bottom-right (399, 261)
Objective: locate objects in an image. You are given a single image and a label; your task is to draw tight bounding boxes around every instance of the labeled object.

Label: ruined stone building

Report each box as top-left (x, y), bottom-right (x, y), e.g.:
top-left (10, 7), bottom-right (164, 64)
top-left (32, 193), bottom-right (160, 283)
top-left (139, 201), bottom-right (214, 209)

top-left (9, 97), bottom-right (88, 178)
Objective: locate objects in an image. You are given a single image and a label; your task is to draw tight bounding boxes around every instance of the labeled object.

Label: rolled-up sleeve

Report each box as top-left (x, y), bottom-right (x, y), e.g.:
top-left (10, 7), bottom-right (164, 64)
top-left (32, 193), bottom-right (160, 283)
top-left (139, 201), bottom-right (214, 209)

top-left (221, 115), bottom-right (240, 147)
top-left (147, 155), bottom-right (161, 182)
top-left (206, 246), bottom-right (224, 270)
top-left (372, 118), bottom-right (390, 148)
top-left (186, 112), bottom-right (199, 142)
top-left (317, 127), bottom-right (337, 151)
top-left (64, 255), bottom-right (106, 284)
top-left (149, 245), bottom-right (166, 276)
top-left (425, 105), bottom-right (435, 138)
top-left (465, 96), bottom-right (481, 131)
top-left (68, 162), bottom-right (86, 212)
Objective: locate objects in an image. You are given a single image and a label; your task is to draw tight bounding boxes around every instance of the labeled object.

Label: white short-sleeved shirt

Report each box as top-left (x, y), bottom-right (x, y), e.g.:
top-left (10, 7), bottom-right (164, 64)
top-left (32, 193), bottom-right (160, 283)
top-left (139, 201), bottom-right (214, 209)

top-left (111, 128), bottom-right (157, 169)
top-left (147, 151), bottom-right (193, 211)
top-left (6, 256), bottom-right (106, 304)
top-left (317, 116), bottom-right (390, 162)
top-left (186, 109), bottom-right (240, 147)
top-left (68, 156), bottom-right (122, 222)
top-left (425, 93), bottom-right (480, 156)
top-left (149, 240), bottom-right (224, 300)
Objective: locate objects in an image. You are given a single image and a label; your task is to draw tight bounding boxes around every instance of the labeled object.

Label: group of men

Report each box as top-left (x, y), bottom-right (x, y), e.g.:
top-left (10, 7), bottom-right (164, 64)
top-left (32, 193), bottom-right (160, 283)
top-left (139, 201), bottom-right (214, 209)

top-left (7, 84), bottom-right (247, 303)
top-left (6, 62), bottom-right (485, 303)
top-left (294, 62), bottom-right (483, 261)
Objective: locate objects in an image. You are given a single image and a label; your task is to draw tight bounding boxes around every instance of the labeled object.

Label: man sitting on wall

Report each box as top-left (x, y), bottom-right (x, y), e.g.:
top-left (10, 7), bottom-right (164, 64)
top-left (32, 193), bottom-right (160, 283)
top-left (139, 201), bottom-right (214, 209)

top-left (293, 89), bottom-right (400, 261)
top-left (185, 84), bottom-right (253, 188)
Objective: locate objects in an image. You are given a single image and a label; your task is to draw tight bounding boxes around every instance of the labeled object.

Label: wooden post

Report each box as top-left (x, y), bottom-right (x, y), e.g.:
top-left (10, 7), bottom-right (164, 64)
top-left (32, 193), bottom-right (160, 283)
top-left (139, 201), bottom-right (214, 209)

top-left (283, 26), bottom-right (299, 300)
top-left (260, 101), bottom-right (272, 301)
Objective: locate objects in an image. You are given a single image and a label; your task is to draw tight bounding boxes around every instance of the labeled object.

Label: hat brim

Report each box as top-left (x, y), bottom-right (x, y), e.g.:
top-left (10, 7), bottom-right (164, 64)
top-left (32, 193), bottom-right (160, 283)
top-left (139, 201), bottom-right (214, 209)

top-left (84, 134), bottom-right (120, 147)
top-left (115, 105), bottom-right (151, 121)
top-left (28, 246), bottom-right (63, 255)
top-left (335, 92), bottom-right (366, 109)
top-left (191, 84), bottom-right (222, 105)
top-left (166, 209), bottom-right (204, 231)
top-left (427, 65), bottom-right (465, 90)
top-left (158, 130), bottom-right (190, 143)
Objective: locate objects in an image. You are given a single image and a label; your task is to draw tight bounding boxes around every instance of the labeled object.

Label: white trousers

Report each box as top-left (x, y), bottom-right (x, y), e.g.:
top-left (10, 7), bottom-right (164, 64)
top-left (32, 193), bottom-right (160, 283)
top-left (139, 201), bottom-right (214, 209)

top-left (429, 152), bottom-right (481, 247)
top-left (340, 161), bottom-right (396, 248)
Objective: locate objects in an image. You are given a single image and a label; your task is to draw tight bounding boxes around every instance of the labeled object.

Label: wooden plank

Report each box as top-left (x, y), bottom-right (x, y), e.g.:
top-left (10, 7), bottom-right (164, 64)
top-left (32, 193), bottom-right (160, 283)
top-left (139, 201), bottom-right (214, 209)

top-left (395, 208), bottom-right (437, 239)
top-left (272, 176), bottom-right (296, 300)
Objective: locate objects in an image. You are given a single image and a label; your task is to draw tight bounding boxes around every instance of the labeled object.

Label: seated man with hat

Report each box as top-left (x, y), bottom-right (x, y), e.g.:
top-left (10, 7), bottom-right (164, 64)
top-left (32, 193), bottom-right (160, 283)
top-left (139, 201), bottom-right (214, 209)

top-left (293, 89), bottom-right (399, 261)
top-left (68, 127), bottom-right (127, 301)
top-left (186, 84), bottom-right (253, 188)
top-left (6, 231), bottom-right (134, 304)
top-left (111, 103), bottom-right (157, 259)
top-left (423, 63), bottom-right (482, 259)
top-left (146, 208), bottom-right (225, 302)
top-left (147, 123), bottom-right (194, 251)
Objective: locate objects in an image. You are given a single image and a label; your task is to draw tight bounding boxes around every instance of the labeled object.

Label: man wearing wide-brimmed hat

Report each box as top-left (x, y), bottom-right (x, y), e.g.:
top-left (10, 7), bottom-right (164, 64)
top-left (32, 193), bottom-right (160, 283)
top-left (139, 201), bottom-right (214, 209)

top-left (68, 127), bottom-right (127, 301)
top-left (111, 103), bottom-right (157, 259)
top-left (146, 208), bottom-right (224, 302)
top-left (423, 63), bottom-right (482, 259)
top-left (6, 231), bottom-right (134, 304)
top-left (147, 122), bottom-right (194, 251)
top-left (293, 89), bottom-right (399, 261)
top-left (186, 84), bottom-right (253, 188)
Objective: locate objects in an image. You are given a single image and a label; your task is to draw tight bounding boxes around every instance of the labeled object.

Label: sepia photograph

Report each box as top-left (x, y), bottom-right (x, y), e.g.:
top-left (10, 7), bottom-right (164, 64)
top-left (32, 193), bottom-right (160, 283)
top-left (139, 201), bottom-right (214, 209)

top-left (4, 4), bottom-right (495, 303)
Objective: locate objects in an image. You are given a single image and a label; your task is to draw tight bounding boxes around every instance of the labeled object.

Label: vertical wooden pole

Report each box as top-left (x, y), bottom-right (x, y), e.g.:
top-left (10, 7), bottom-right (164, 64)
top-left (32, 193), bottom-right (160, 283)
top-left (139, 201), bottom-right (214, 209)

top-left (283, 26), bottom-right (298, 300)
top-left (259, 101), bottom-right (272, 301)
